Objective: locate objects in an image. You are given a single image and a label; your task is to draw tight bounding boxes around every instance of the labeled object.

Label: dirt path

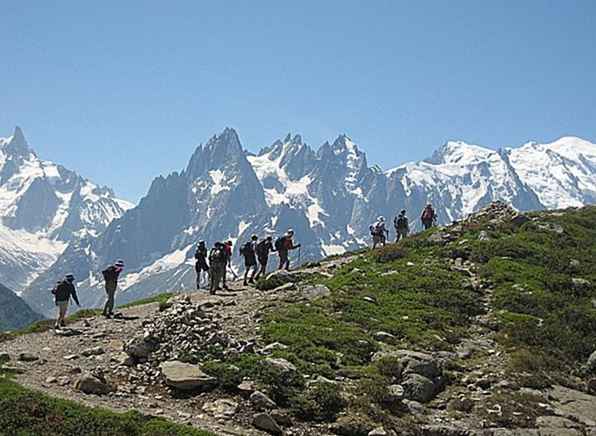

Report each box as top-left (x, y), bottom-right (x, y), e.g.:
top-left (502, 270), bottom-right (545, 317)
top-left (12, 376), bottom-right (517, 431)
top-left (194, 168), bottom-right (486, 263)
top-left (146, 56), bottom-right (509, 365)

top-left (0, 257), bottom-right (354, 436)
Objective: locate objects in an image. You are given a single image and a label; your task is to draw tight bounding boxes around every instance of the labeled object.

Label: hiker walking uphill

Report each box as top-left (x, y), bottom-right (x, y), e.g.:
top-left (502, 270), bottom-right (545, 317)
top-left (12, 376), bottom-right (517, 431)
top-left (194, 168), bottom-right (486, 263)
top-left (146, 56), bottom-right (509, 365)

top-left (370, 216), bottom-right (388, 249)
top-left (240, 235), bottom-right (259, 286)
top-left (222, 240), bottom-right (233, 290)
top-left (276, 229), bottom-right (301, 271)
top-left (194, 241), bottom-right (209, 290)
top-left (255, 236), bottom-right (276, 280)
top-left (394, 209), bottom-right (409, 242)
top-left (208, 242), bottom-right (227, 295)
top-left (421, 203), bottom-right (437, 230)
top-left (51, 274), bottom-right (80, 329)
top-left (102, 260), bottom-right (124, 318)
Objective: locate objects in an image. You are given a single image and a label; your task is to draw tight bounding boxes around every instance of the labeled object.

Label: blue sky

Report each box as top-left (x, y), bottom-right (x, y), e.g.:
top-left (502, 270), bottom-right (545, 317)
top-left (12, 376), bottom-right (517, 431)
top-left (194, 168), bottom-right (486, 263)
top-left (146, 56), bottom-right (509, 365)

top-left (1, 1), bottom-right (595, 202)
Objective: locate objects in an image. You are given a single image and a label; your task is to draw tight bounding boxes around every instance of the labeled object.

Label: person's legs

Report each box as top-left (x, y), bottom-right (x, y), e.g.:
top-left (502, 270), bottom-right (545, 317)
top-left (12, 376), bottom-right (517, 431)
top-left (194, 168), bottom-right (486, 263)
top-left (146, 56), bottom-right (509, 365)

top-left (55, 301), bottom-right (68, 328)
top-left (103, 282), bottom-right (116, 316)
top-left (243, 264), bottom-right (250, 286)
top-left (278, 252), bottom-right (286, 270)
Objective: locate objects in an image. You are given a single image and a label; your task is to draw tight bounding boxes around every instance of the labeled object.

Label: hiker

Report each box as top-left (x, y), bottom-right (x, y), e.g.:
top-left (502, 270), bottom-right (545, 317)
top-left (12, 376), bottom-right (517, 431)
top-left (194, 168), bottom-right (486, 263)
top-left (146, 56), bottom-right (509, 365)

top-left (208, 242), bottom-right (227, 295)
top-left (370, 216), bottom-right (388, 249)
top-left (52, 274), bottom-right (80, 329)
top-left (194, 241), bottom-right (209, 290)
top-left (275, 229), bottom-right (301, 271)
top-left (222, 240), bottom-right (233, 290)
top-left (240, 235), bottom-right (259, 286)
top-left (421, 203), bottom-right (437, 230)
top-left (101, 260), bottom-right (124, 318)
top-left (394, 209), bottom-right (409, 242)
top-left (255, 236), bottom-right (276, 280)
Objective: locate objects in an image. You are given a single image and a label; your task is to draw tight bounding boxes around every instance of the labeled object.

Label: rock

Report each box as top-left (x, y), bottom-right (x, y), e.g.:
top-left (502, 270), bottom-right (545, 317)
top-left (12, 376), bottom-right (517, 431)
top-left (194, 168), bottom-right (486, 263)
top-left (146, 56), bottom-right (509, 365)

top-left (572, 278), bottom-right (592, 293)
top-left (238, 380), bottom-right (257, 396)
top-left (250, 390), bottom-right (277, 410)
top-left (271, 282), bottom-right (297, 292)
top-left (549, 385), bottom-right (596, 427)
top-left (252, 413), bottom-right (282, 435)
top-left (270, 409), bottom-right (292, 427)
top-left (587, 351), bottom-right (596, 374)
top-left (124, 335), bottom-right (159, 360)
top-left (202, 399), bottom-right (238, 418)
top-left (331, 416), bottom-right (373, 436)
top-left (0, 352), bottom-right (10, 363)
top-left (45, 376), bottom-right (57, 384)
top-left (402, 373), bottom-right (437, 403)
top-left (64, 354), bottom-right (78, 360)
top-left (112, 352), bottom-right (135, 367)
top-left (75, 374), bottom-right (112, 395)
top-left (448, 397), bottom-right (474, 412)
top-left (260, 342), bottom-right (289, 354)
top-left (385, 384), bottom-right (404, 403)
top-left (54, 328), bottom-right (82, 337)
top-left (369, 428), bottom-right (388, 436)
top-left (18, 352), bottom-right (39, 362)
top-left (478, 230), bottom-right (490, 241)
top-left (588, 378), bottom-right (596, 394)
top-left (536, 416), bottom-right (581, 429)
top-left (373, 331), bottom-right (397, 344)
top-left (159, 360), bottom-right (216, 391)
top-left (57, 376), bottom-right (70, 386)
top-left (511, 214), bottom-right (531, 228)
top-left (302, 284), bottom-right (331, 299)
top-left (263, 357), bottom-right (297, 374)
top-left (81, 347), bottom-right (105, 357)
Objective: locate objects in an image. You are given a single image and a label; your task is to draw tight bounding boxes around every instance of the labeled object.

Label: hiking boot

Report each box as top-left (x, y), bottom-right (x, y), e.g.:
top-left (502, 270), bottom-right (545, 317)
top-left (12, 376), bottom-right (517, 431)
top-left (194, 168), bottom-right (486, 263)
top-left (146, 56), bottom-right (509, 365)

top-left (60, 321), bottom-right (66, 327)
top-left (243, 281), bottom-right (248, 286)
top-left (248, 278), bottom-right (255, 284)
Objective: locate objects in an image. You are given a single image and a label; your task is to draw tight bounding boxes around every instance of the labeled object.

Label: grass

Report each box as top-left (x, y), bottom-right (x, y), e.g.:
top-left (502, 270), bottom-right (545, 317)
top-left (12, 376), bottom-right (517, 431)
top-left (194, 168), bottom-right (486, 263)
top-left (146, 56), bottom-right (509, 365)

top-left (119, 292), bottom-right (175, 309)
top-left (0, 368), bottom-right (214, 436)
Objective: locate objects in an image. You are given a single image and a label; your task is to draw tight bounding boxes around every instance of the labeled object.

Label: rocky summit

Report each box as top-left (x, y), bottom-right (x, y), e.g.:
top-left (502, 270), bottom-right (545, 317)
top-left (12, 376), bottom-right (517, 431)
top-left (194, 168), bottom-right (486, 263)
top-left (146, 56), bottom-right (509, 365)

top-left (1, 203), bottom-right (595, 435)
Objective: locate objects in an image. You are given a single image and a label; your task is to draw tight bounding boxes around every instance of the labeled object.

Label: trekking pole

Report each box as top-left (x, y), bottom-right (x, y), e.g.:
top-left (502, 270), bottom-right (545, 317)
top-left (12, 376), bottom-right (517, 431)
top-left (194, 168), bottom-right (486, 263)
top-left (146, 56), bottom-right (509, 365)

top-left (298, 245), bottom-right (301, 266)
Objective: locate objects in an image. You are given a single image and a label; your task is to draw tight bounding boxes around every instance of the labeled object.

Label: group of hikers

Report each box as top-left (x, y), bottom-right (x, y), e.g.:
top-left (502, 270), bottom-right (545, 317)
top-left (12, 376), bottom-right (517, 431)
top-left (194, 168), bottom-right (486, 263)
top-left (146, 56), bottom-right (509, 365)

top-left (194, 229), bottom-right (301, 294)
top-left (50, 204), bottom-right (437, 330)
top-left (369, 203), bottom-right (437, 248)
top-left (51, 260), bottom-right (125, 329)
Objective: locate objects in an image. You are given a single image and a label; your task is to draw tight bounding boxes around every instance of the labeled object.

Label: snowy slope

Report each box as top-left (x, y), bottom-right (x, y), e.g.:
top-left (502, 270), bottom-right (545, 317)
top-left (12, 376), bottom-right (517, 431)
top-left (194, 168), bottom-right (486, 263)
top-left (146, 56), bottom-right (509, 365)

top-left (0, 127), bottom-right (132, 291)
top-left (508, 136), bottom-right (596, 208)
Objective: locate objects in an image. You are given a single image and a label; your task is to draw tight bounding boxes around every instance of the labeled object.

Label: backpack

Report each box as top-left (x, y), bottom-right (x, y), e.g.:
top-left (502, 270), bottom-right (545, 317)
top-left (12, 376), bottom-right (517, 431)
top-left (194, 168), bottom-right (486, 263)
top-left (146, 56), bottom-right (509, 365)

top-left (396, 216), bottom-right (408, 229)
top-left (422, 207), bottom-right (434, 221)
top-left (274, 236), bottom-right (285, 251)
top-left (240, 242), bottom-right (252, 257)
top-left (209, 247), bottom-right (225, 264)
top-left (256, 240), bottom-right (269, 257)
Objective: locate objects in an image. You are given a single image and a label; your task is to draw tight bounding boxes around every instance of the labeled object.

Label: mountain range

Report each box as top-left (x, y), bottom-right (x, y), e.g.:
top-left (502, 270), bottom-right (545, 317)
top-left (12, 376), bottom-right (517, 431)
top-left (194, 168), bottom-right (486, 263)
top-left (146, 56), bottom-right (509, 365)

top-left (1, 126), bottom-right (595, 318)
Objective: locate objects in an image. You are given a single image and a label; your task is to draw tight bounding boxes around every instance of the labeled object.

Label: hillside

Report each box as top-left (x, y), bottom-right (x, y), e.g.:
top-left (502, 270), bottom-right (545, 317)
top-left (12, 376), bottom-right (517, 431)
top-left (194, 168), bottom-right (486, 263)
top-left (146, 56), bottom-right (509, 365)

top-left (0, 283), bottom-right (43, 331)
top-left (1, 203), bottom-right (595, 435)
top-left (23, 128), bottom-right (596, 318)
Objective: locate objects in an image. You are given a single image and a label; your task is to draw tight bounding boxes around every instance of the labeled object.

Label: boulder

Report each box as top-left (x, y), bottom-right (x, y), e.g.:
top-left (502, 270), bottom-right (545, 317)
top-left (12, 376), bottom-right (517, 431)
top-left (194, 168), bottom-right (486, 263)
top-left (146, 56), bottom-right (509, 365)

top-left (250, 390), bottom-right (277, 410)
top-left (75, 374), bottom-right (112, 395)
top-left (0, 352), bottom-right (10, 363)
top-left (238, 380), bottom-right (257, 396)
top-left (587, 351), bottom-right (596, 374)
top-left (401, 373), bottom-right (437, 403)
top-left (124, 335), bottom-right (159, 359)
top-left (373, 331), bottom-right (397, 344)
top-left (252, 413), bottom-right (282, 435)
top-left (385, 384), bottom-right (404, 403)
top-left (201, 399), bottom-right (238, 418)
top-left (81, 347), bottom-right (105, 357)
top-left (302, 284), bottom-right (331, 299)
top-left (270, 409), bottom-right (292, 427)
top-left (588, 378), bottom-right (596, 395)
top-left (572, 278), bottom-right (592, 293)
top-left (369, 428), bottom-right (388, 436)
top-left (263, 357), bottom-right (297, 374)
top-left (18, 352), bottom-right (39, 362)
top-left (511, 214), bottom-right (531, 228)
top-left (159, 360), bottom-right (216, 391)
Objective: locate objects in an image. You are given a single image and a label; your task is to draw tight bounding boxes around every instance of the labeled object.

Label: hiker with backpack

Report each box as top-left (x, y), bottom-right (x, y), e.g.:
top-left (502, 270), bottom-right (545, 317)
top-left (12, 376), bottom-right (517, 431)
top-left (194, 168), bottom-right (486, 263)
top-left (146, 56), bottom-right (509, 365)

top-left (222, 240), bottom-right (233, 290)
top-left (276, 229), bottom-right (301, 271)
top-left (394, 209), bottom-right (409, 242)
top-left (51, 274), bottom-right (80, 329)
top-left (255, 236), bottom-right (276, 280)
top-left (240, 235), bottom-right (259, 286)
top-left (102, 260), bottom-right (124, 318)
top-left (421, 203), bottom-right (437, 230)
top-left (208, 242), bottom-right (227, 295)
top-left (194, 241), bottom-right (209, 290)
top-left (370, 216), bottom-right (388, 249)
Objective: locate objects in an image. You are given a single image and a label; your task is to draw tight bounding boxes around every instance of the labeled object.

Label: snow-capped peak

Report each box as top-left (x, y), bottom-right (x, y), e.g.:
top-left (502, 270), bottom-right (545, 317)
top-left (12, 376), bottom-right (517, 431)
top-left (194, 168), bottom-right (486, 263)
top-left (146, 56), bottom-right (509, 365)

top-left (427, 140), bottom-right (495, 166)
